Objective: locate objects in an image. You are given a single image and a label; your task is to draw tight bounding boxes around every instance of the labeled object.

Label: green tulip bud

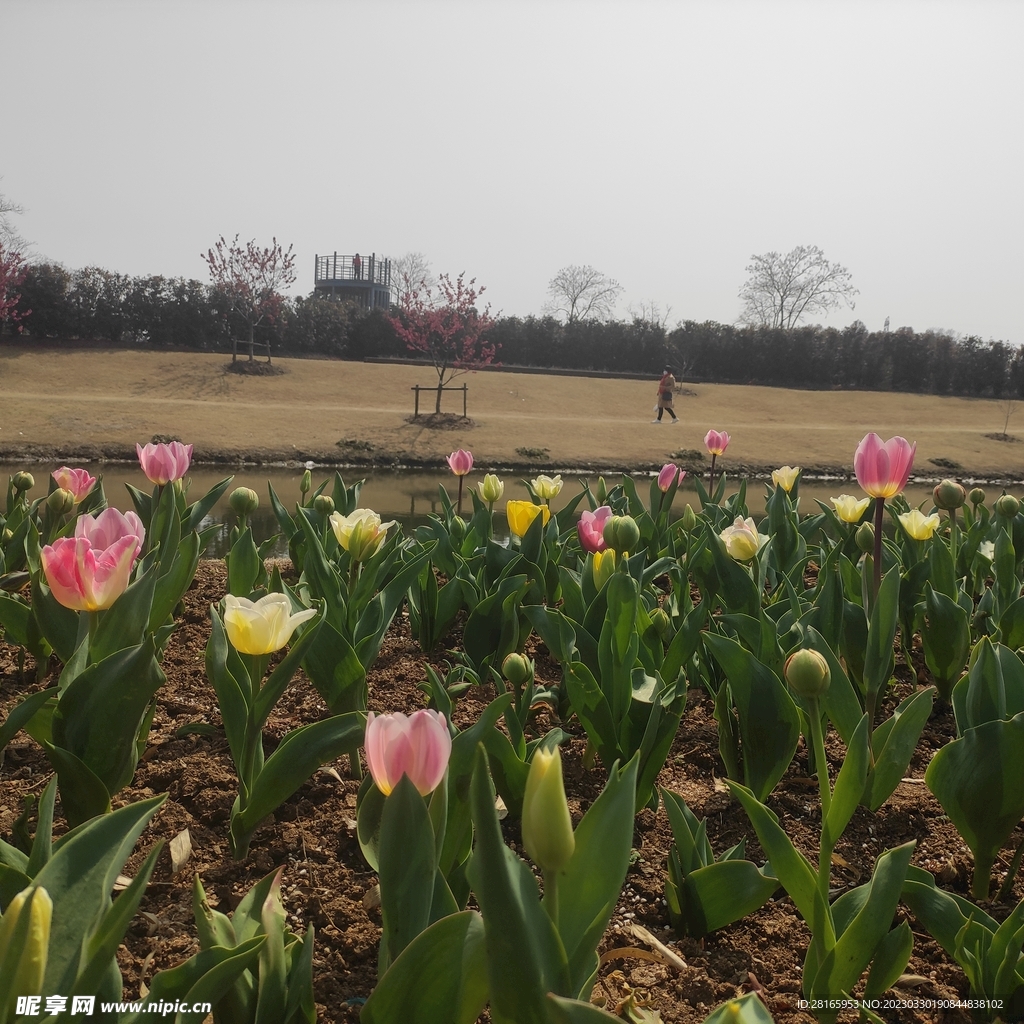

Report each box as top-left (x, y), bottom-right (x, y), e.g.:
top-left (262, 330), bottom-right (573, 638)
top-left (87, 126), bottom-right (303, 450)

top-left (478, 473), bottom-right (504, 503)
top-left (502, 653), bottom-right (533, 687)
top-left (12, 471), bottom-right (34, 493)
top-left (650, 608), bottom-right (670, 638)
top-left (855, 521), bottom-right (875, 553)
top-left (595, 476), bottom-right (609, 504)
top-left (229, 486), bottom-right (260, 516)
top-left (784, 649), bottom-right (831, 699)
top-left (969, 487), bottom-right (986, 507)
top-left (933, 479), bottom-right (966, 511)
top-left (603, 514), bottom-right (640, 554)
top-left (0, 886), bottom-right (51, 1011)
top-left (314, 494), bottom-right (335, 516)
top-left (300, 469), bottom-right (312, 496)
top-left (522, 747), bottom-right (575, 875)
top-left (449, 515), bottom-right (466, 542)
top-left (47, 488), bottom-right (74, 515)
top-left (995, 494), bottom-right (1020, 518)
top-left (681, 503), bottom-right (697, 533)
top-left (2, 529), bottom-right (12, 544)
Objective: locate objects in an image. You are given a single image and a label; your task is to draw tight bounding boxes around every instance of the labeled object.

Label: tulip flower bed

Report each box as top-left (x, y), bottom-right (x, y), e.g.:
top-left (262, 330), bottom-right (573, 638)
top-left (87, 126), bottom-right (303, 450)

top-left (2, 435), bottom-right (1024, 1023)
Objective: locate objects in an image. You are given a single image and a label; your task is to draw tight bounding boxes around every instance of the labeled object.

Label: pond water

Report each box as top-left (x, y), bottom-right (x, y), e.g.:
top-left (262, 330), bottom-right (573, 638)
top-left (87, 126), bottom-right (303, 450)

top-left (2, 462), bottom-right (947, 558)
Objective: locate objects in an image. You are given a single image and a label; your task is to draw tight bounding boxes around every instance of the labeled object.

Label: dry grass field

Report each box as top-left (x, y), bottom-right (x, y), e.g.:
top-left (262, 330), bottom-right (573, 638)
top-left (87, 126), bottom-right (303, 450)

top-left (1, 345), bottom-right (1021, 478)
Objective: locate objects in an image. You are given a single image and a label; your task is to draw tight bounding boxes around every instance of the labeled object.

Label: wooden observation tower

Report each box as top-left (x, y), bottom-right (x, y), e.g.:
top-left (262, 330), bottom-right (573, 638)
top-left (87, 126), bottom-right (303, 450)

top-left (313, 252), bottom-right (391, 308)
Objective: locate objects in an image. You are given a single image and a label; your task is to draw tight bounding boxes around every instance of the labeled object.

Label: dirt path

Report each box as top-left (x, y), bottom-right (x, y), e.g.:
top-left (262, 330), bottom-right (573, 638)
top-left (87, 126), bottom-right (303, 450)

top-left (1, 345), bottom-right (1022, 479)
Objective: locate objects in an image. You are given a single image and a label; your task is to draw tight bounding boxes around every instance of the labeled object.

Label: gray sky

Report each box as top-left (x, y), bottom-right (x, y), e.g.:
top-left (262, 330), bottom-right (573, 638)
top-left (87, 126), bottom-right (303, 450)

top-left (3, 0), bottom-right (1022, 341)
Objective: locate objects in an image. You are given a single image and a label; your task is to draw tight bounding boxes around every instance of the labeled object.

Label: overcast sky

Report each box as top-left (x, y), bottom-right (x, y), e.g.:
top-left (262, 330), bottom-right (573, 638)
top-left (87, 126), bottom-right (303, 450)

top-left (3, 0), bottom-right (1022, 341)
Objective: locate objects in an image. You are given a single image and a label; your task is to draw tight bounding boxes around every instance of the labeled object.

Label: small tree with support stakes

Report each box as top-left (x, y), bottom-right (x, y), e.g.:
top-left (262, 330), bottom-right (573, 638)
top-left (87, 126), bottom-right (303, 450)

top-left (202, 234), bottom-right (296, 364)
top-left (388, 272), bottom-right (496, 415)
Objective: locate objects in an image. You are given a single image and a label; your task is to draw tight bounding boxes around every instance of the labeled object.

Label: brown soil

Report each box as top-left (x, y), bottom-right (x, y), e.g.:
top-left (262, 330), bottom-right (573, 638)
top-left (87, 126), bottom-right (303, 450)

top-left (2, 345), bottom-right (1023, 481)
top-left (0, 562), bottom-right (1015, 1023)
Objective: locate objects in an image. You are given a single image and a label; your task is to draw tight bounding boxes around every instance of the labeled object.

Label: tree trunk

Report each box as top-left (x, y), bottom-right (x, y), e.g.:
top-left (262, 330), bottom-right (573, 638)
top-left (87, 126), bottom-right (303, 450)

top-left (248, 323), bottom-right (254, 362)
top-left (435, 384), bottom-right (443, 414)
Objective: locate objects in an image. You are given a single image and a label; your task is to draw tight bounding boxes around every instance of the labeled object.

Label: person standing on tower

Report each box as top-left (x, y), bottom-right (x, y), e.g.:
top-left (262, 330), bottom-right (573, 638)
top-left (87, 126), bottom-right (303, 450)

top-left (352, 253), bottom-right (362, 280)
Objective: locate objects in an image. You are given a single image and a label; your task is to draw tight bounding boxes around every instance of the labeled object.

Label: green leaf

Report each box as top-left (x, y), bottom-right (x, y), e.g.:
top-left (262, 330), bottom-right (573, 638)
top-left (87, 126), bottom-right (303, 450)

top-left (35, 794), bottom-right (166, 995)
top-left (0, 687), bottom-right (56, 758)
top-left (466, 745), bottom-right (570, 1024)
top-left (206, 607), bottom-right (253, 771)
top-left (901, 864), bottom-right (995, 960)
top-left (920, 585), bottom-right (971, 702)
top-left (563, 660), bottom-right (619, 766)
top-left (598, 573), bottom-right (640, 726)
top-left (863, 567), bottom-right (900, 703)
top-left (51, 637), bottom-right (165, 796)
top-left (545, 994), bottom-right (623, 1023)
top-left (0, 591), bottom-right (31, 647)
top-left (708, 533), bottom-right (761, 618)
top-left (558, 755), bottom-right (639, 998)
top-left (90, 562), bottom-right (159, 661)
top-left (232, 713), bottom-right (364, 848)
top-left (705, 633), bottom-right (800, 801)
top-left (151, 529), bottom-right (202, 629)
top-left (184, 474), bottom-right (235, 535)
top-left (725, 780), bottom-right (818, 925)
top-left (252, 608), bottom-right (325, 728)
top-left (805, 627), bottom-right (862, 746)
top-left (44, 744), bottom-right (112, 828)
top-left (823, 713), bottom-right (870, 848)
top-left (863, 688), bottom-right (933, 812)
top-left (378, 775), bottom-right (437, 973)
top-left (360, 911), bottom-right (489, 1024)
top-left (700, 992), bottom-right (776, 1023)
top-left (303, 619), bottom-right (366, 714)
top-left (678, 860), bottom-right (779, 937)
top-left (228, 526), bottom-right (263, 596)
top-left (864, 920), bottom-right (914, 997)
top-left (31, 576), bottom-right (80, 662)
top-left (926, 712), bottom-right (1024, 898)
top-left (811, 841), bottom-right (915, 1002)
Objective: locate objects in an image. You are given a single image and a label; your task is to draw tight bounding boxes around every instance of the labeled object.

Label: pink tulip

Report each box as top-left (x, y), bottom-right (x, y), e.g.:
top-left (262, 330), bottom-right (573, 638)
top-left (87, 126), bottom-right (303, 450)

top-left (41, 535), bottom-right (139, 611)
top-left (578, 505), bottom-right (613, 553)
top-left (704, 430), bottom-right (730, 456)
top-left (657, 464), bottom-right (686, 493)
top-left (446, 450), bottom-right (474, 476)
top-left (364, 709), bottom-right (452, 797)
top-left (75, 508), bottom-right (146, 561)
top-left (136, 441), bottom-right (193, 485)
top-left (854, 433), bottom-right (916, 499)
top-left (51, 467), bottom-right (96, 504)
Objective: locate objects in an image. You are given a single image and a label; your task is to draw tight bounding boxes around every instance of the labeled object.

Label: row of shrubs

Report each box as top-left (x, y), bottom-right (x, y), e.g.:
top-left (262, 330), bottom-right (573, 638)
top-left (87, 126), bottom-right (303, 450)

top-left (6, 262), bottom-right (1022, 399)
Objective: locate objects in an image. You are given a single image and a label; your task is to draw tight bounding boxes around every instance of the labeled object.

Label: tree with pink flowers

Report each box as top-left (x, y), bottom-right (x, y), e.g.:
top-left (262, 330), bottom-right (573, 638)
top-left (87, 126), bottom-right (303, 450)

top-left (388, 272), bottom-right (496, 414)
top-left (0, 242), bottom-right (29, 328)
top-left (201, 234), bottom-right (296, 363)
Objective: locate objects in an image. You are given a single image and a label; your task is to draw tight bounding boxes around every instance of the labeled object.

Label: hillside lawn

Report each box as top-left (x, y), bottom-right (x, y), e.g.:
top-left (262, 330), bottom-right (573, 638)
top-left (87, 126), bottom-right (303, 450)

top-left (0, 345), bottom-right (1021, 479)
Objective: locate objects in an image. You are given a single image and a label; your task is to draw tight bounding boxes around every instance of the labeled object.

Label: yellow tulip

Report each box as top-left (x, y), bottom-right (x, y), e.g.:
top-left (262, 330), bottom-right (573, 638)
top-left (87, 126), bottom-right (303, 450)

top-left (506, 500), bottom-right (550, 537)
top-left (830, 494), bottom-right (871, 524)
top-left (591, 549), bottom-right (617, 590)
top-left (771, 466), bottom-right (800, 493)
top-left (329, 508), bottom-right (396, 562)
top-left (719, 516), bottom-right (767, 562)
top-left (532, 475), bottom-right (563, 500)
top-left (898, 509), bottom-right (941, 541)
top-left (223, 594), bottom-right (317, 655)
top-left (522, 747), bottom-right (575, 874)
top-left (0, 886), bottom-right (51, 1012)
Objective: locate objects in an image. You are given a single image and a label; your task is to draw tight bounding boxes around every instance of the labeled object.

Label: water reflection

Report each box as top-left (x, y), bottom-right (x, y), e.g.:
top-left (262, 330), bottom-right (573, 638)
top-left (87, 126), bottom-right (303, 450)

top-left (2, 462), bottom-right (945, 558)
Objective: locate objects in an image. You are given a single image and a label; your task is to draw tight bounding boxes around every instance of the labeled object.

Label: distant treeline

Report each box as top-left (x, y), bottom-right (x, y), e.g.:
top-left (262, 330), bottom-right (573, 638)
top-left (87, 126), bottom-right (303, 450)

top-left (7, 262), bottom-right (1022, 399)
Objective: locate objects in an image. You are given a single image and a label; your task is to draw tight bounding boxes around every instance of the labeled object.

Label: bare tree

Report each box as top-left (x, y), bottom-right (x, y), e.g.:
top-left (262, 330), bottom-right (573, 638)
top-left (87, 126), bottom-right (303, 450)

top-left (626, 299), bottom-right (673, 330)
top-left (0, 185), bottom-right (30, 253)
top-left (545, 265), bottom-right (622, 322)
top-left (738, 245), bottom-right (857, 329)
top-left (390, 251), bottom-right (435, 311)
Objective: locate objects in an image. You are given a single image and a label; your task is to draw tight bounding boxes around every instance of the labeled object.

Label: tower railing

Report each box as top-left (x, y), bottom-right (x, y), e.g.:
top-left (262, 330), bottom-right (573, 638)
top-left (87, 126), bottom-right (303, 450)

top-left (314, 253), bottom-right (391, 287)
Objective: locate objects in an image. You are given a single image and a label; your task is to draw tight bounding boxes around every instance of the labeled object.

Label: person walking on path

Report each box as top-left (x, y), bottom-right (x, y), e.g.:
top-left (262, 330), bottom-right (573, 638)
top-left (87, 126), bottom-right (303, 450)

top-left (653, 366), bottom-right (679, 423)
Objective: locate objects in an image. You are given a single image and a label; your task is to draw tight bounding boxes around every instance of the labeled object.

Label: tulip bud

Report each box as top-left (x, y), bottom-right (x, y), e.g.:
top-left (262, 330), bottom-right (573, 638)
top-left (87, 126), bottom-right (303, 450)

top-left (995, 494), bottom-right (1020, 518)
top-left (603, 514), bottom-right (640, 554)
top-left (933, 479), bottom-right (966, 511)
top-left (595, 476), bottom-right (608, 504)
top-left (0, 886), bottom-right (52, 1011)
top-left (314, 494), bottom-right (335, 516)
top-left (855, 522), bottom-right (875, 553)
top-left (300, 469), bottom-right (312, 497)
top-left (229, 486), bottom-right (260, 516)
top-left (592, 549), bottom-right (616, 590)
top-left (969, 487), bottom-right (986, 507)
top-left (47, 488), bottom-right (74, 515)
top-left (449, 515), bottom-right (466, 543)
top-left (478, 473), bottom-right (504, 503)
top-left (681, 504), bottom-right (697, 533)
top-left (2, 529), bottom-right (12, 544)
top-left (12, 471), bottom-right (34, 492)
top-left (522, 746), bottom-right (575, 875)
top-left (651, 608), bottom-right (670, 638)
top-left (784, 649), bottom-right (831, 699)
top-left (502, 653), bottom-right (533, 687)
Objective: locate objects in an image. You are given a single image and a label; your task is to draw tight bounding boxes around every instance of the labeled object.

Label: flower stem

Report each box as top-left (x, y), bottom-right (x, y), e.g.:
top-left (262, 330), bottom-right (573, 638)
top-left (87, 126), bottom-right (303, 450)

top-left (948, 507), bottom-right (959, 566)
top-left (542, 869), bottom-right (560, 932)
top-left (709, 454), bottom-right (717, 497)
top-left (807, 697), bottom-right (833, 896)
top-left (872, 496), bottom-right (884, 601)
top-left (456, 475), bottom-right (464, 517)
